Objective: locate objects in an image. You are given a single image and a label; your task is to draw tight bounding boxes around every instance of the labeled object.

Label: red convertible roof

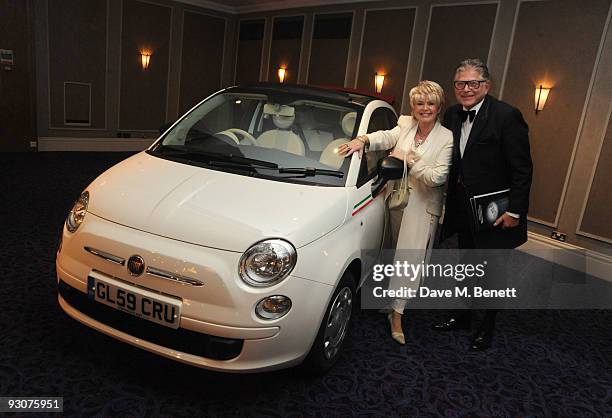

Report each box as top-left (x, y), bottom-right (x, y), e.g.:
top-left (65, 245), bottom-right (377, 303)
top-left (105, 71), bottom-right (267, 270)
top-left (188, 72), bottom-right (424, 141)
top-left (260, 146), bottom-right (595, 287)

top-left (312, 85), bottom-right (395, 106)
top-left (233, 82), bottom-right (395, 107)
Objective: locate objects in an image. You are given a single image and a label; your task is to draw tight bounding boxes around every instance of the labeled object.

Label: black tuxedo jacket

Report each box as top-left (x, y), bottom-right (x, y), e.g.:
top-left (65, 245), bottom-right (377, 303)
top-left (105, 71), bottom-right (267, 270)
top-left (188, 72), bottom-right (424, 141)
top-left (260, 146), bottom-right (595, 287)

top-left (442, 95), bottom-right (533, 249)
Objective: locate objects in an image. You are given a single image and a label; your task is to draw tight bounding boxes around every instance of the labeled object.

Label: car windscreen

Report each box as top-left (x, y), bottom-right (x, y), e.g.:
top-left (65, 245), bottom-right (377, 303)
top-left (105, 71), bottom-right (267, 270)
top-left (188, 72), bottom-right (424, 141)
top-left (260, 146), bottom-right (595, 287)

top-left (148, 90), bottom-right (362, 187)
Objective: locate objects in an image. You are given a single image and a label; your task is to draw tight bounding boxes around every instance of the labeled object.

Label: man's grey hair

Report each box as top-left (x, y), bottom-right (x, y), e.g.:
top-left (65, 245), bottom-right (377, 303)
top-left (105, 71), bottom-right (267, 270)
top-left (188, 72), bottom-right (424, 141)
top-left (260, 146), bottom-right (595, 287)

top-left (454, 58), bottom-right (490, 81)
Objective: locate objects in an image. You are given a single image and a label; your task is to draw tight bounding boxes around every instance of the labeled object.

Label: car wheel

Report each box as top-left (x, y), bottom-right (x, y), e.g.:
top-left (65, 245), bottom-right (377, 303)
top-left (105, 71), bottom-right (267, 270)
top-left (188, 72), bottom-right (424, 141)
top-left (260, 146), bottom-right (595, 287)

top-left (302, 270), bottom-right (355, 375)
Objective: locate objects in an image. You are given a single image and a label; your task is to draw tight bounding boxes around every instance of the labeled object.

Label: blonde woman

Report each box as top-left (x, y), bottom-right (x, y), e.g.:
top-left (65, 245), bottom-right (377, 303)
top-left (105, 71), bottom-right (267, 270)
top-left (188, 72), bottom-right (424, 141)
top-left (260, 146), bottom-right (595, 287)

top-left (339, 80), bottom-right (453, 344)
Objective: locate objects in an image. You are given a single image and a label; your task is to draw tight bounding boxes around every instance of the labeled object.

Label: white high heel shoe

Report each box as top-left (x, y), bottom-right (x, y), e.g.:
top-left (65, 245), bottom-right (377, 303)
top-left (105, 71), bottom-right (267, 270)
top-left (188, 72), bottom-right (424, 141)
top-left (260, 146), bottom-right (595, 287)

top-left (387, 312), bottom-right (405, 345)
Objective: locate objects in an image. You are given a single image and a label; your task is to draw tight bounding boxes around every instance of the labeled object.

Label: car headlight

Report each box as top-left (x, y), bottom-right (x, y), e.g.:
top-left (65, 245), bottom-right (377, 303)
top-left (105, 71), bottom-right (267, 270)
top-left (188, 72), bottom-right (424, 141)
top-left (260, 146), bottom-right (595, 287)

top-left (239, 239), bottom-right (297, 287)
top-left (66, 191), bottom-right (89, 233)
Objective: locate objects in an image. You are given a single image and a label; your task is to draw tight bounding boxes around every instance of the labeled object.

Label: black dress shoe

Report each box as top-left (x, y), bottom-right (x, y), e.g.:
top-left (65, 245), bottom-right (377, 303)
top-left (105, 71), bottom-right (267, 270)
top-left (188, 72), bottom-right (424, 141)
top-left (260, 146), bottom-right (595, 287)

top-left (470, 326), bottom-right (493, 351)
top-left (431, 315), bottom-right (471, 331)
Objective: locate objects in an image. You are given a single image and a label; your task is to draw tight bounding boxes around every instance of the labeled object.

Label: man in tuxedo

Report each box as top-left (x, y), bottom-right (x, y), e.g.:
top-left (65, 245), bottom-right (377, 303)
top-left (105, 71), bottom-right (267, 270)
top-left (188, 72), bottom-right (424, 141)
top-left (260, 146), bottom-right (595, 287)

top-left (433, 58), bottom-right (533, 350)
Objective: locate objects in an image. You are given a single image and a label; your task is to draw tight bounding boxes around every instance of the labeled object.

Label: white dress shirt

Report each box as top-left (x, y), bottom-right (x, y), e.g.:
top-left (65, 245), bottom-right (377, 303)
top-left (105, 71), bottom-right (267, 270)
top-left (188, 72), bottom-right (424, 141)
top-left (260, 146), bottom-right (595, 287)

top-left (459, 99), bottom-right (484, 157)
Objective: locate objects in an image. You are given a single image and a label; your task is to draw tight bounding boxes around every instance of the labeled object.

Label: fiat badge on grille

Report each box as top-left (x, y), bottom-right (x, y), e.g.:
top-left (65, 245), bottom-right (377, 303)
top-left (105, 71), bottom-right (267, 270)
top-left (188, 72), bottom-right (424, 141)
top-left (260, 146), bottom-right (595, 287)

top-left (127, 255), bottom-right (145, 276)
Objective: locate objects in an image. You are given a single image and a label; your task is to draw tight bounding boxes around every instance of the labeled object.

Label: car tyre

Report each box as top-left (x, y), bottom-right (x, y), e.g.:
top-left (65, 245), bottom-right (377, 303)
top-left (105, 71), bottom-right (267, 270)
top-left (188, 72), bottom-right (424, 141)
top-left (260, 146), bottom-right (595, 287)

top-left (302, 270), bottom-right (355, 375)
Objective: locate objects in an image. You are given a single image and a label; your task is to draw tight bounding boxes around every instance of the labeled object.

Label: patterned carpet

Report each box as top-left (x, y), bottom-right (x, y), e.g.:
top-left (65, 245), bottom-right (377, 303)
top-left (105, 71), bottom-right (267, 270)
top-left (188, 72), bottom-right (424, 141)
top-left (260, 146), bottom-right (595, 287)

top-left (0, 152), bottom-right (610, 417)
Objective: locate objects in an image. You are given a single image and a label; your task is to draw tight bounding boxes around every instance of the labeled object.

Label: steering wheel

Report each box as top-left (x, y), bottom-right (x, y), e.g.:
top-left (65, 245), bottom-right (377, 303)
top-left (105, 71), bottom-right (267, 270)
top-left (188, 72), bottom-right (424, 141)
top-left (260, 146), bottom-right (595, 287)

top-left (216, 129), bottom-right (257, 145)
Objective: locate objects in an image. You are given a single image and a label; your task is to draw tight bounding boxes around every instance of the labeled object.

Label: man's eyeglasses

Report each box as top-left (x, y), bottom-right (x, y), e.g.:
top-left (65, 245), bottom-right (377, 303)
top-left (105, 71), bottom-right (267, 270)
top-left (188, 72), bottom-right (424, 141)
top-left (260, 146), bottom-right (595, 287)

top-left (454, 80), bottom-right (487, 90)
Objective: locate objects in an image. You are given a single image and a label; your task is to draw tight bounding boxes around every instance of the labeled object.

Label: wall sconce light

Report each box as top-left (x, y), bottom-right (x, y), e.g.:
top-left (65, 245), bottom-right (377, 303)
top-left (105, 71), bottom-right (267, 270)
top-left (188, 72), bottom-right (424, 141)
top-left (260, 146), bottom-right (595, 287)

top-left (534, 85), bottom-right (550, 114)
top-left (278, 67), bottom-right (287, 83)
top-left (374, 73), bottom-right (385, 93)
top-left (140, 51), bottom-right (152, 71)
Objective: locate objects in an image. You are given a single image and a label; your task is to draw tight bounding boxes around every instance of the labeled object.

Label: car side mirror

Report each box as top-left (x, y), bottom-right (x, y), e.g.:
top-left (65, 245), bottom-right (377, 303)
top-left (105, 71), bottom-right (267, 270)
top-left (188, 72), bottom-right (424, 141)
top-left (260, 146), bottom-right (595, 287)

top-left (159, 122), bottom-right (173, 135)
top-left (371, 156), bottom-right (406, 198)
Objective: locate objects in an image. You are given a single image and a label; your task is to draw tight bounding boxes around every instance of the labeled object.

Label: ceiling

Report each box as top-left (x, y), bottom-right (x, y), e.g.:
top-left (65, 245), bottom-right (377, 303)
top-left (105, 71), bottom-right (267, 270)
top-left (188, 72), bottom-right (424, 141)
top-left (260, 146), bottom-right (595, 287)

top-left (179, 0), bottom-right (384, 14)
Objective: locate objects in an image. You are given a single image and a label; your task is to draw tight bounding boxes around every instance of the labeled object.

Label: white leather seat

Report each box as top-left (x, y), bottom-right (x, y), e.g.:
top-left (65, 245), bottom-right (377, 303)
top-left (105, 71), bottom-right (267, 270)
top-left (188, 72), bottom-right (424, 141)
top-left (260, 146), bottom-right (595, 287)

top-left (303, 129), bottom-right (334, 152)
top-left (257, 113), bottom-right (306, 156)
top-left (319, 112), bottom-right (357, 169)
top-left (297, 108), bottom-right (334, 152)
top-left (319, 139), bottom-right (349, 169)
top-left (341, 111), bottom-right (357, 138)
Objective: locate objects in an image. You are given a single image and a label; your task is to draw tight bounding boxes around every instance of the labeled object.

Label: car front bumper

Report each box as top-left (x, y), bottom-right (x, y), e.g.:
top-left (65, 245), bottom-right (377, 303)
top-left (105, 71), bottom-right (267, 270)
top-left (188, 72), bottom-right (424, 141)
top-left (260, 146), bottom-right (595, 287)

top-left (56, 213), bottom-right (333, 372)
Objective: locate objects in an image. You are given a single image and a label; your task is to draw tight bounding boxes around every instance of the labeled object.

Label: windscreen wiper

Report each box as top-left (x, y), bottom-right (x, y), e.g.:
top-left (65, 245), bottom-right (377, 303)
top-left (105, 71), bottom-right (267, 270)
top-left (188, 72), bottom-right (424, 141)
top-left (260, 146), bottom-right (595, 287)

top-left (151, 146), bottom-right (278, 168)
top-left (204, 152), bottom-right (279, 168)
top-left (148, 145), bottom-right (202, 159)
top-left (210, 163), bottom-right (344, 178)
top-left (208, 160), bottom-right (278, 171)
top-left (278, 167), bottom-right (344, 178)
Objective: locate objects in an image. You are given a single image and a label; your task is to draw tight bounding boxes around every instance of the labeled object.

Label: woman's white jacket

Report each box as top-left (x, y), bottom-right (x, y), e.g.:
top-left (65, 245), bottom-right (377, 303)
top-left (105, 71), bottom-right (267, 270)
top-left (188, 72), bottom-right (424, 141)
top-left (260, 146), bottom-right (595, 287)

top-left (366, 115), bottom-right (453, 250)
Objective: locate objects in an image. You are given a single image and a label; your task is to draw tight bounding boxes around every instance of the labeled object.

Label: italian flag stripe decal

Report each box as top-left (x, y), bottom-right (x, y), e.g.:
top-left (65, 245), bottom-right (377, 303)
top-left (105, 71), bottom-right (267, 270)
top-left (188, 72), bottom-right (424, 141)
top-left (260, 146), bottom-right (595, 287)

top-left (351, 185), bottom-right (387, 217)
top-left (352, 194), bottom-right (374, 216)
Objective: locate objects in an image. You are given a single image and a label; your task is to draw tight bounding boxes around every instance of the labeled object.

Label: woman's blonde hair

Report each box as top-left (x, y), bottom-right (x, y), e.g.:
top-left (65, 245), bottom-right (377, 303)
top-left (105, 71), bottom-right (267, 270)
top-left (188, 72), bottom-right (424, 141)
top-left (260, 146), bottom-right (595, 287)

top-left (409, 80), bottom-right (445, 109)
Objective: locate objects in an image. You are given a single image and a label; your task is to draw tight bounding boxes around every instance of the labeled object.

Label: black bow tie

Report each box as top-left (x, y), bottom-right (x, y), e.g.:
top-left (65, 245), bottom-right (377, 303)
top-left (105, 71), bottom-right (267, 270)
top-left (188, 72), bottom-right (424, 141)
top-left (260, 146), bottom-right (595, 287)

top-left (460, 109), bottom-right (476, 123)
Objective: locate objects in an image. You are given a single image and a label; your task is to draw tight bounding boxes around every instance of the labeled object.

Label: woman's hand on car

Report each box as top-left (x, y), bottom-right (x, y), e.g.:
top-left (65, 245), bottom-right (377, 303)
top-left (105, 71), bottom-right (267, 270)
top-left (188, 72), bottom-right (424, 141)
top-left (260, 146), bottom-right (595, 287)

top-left (338, 135), bottom-right (368, 158)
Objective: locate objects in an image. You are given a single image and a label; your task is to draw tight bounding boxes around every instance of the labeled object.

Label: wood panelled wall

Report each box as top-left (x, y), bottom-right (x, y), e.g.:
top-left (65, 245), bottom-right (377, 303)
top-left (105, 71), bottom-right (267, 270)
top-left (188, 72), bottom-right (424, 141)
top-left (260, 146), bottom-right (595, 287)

top-left (307, 12), bottom-right (353, 87)
top-left (356, 8), bottom-right (415, 112)
top-left (420, 3), bottom-right (498, 109)
top-left (35, 0), bottom-right (233, 137)
top-left (119, 0), bottom-right (171, 131)
top-left (235, 19), bottom-right (264, 84)
top-left (179, 11), bottom-right (226, 114)
top-left (268, 15), bottom-right (305, 84)
top-left (502, 0), bottom-right (610, 226)
top-left (579, 110), bottom-right (612, 243)
top-left (0, 0), bottom-right (36, 151)
top-left (48, 0), bottom-right (107, 129)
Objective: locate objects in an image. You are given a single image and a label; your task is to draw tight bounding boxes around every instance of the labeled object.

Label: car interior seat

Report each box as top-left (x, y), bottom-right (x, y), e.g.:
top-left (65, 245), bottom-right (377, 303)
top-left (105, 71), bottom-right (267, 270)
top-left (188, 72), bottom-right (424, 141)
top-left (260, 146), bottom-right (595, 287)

top-left (257, 111), bottom-right (306, 156)
top-left (297, 107), bottom-right (334, 152)
top-left (319, 111), bottom-right (356, 169)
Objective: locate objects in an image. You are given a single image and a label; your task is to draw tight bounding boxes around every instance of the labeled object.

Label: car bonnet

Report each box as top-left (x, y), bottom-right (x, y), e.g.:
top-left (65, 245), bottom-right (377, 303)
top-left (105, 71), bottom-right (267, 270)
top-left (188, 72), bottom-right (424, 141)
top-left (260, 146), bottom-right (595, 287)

top-left (85, 152), bottom-right (348, 252)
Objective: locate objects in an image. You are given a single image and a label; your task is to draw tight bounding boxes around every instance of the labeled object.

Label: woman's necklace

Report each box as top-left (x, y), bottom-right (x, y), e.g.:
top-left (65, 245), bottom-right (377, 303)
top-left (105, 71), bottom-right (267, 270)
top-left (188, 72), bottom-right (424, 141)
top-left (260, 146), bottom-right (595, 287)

top-left (414, 125), bottom-right (433, 148)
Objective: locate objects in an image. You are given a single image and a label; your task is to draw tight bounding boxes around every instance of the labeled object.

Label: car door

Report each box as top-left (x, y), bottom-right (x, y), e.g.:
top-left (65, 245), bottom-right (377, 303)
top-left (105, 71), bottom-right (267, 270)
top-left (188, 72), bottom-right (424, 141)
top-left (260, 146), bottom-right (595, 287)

top-left (352, 104), bottom-right (398, 284)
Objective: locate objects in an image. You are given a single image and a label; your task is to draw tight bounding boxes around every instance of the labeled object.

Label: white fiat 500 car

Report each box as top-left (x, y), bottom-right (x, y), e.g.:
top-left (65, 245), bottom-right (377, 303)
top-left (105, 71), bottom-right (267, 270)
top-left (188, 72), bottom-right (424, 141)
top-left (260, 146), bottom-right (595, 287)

top-left (56, 84), bottom-right (401, 374)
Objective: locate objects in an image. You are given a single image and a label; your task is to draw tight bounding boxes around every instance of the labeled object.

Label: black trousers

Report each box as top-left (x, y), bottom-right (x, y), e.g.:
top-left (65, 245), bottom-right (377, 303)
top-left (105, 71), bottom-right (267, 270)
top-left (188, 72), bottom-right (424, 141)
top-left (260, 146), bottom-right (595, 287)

top-left (452, 183), bottom-right (498, 328)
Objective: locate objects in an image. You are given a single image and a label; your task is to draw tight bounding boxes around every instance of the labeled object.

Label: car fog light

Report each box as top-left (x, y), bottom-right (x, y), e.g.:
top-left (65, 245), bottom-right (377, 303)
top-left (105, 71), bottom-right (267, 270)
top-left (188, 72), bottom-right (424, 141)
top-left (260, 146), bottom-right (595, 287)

top-left (255, 296), bottom-right (292, 319)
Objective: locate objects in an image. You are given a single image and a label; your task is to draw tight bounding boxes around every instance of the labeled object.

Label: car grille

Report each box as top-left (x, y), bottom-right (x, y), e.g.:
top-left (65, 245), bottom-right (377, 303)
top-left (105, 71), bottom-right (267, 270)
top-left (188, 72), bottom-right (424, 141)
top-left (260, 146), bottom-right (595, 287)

top-left (58, 280), bottom-right (243, 361)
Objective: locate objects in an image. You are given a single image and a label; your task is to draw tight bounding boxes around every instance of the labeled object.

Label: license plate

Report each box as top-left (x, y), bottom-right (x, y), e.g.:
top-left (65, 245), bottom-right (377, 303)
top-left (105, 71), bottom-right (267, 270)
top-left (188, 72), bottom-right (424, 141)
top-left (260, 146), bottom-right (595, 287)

top-left (87, 271), bottom-right (181, 329)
